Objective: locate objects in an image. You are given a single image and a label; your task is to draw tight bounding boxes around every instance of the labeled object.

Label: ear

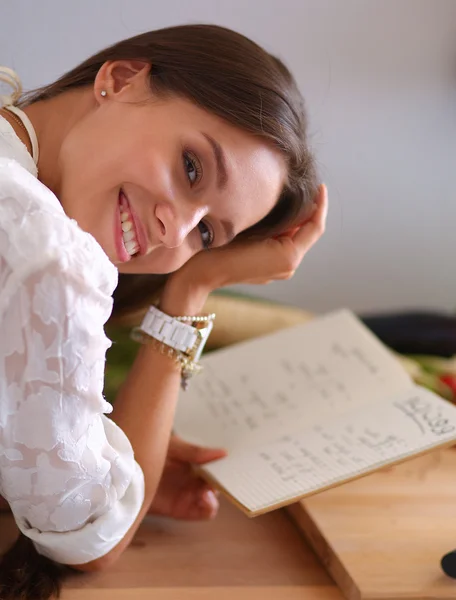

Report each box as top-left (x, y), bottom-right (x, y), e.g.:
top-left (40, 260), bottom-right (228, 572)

top-left (94, 60), bottom-right (151, 104)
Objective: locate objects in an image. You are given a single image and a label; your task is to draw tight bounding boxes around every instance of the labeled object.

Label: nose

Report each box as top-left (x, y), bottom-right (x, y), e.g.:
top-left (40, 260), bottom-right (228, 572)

top-left (154, 202), bottom-right (205, 249)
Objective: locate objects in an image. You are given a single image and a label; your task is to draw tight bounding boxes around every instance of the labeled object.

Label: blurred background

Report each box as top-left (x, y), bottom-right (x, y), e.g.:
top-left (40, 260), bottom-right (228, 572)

top-left (2, 0), bottom-right (456, 315)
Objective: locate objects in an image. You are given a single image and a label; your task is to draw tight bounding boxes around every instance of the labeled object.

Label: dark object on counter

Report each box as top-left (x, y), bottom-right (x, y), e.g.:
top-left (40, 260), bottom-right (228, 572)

top-left (441, 549), bottom-right (456, 578)
top-left (361, 311), bottom-right (456, 358)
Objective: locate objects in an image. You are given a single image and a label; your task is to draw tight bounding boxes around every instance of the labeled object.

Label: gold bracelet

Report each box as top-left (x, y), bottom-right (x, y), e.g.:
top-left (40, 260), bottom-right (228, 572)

top-left (131, 329), bottom-right (181, 364)
top-left (130, 328), bottom-right (202, 390)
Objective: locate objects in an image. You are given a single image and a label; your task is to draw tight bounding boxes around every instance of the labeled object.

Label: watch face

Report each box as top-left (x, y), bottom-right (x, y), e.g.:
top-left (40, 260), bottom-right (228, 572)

top-left (191, 322), bottom-right (214, 362)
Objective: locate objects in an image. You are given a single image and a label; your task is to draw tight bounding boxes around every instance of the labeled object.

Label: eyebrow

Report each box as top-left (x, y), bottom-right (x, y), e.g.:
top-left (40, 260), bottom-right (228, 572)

top-left (202, 132), bottom-right (235, 244)
top-left (202, 133), bottom-right (229, 191)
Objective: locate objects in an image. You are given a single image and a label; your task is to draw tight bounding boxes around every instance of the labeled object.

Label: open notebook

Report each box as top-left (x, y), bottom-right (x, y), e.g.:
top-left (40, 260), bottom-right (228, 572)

top-left (174, 310), bottom-right (456, 516)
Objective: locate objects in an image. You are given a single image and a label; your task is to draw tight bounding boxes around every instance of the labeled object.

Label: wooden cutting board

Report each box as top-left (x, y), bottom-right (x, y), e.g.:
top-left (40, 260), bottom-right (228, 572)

top-left (287, 449), bottom-right (456, 600)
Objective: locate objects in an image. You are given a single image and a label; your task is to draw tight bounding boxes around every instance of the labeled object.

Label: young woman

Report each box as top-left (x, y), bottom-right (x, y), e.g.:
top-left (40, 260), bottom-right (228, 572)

top-left (0, 23), bottom-right (327, 599)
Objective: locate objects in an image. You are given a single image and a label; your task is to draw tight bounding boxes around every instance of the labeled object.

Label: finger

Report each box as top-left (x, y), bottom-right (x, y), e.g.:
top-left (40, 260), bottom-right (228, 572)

top-left (171, 478), bottom-right (202, 518)
top-left (196, 486), bottom-right (220, 519)
top-left (170, 435), bottom-right (227, 465)
top-left (294, 183), bottom-right (327, 236)
top-left (291, 183), bottom-right (328, 252)
top-left (265, 185), bottom-right (327, 278)
top-left (174, 480), bottom-right (220, 520)
top-left (274, 184), bottom-right (326, 240)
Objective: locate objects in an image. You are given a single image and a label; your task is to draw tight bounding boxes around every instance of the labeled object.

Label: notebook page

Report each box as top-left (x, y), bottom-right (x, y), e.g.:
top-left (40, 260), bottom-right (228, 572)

top-left (175, 310), bottom-right (411, 449)
top-left (201, 385), bottom-right (456, 515)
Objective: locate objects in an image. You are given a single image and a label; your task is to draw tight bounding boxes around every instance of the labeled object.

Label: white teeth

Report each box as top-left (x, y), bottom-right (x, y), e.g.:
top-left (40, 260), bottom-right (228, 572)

top-left (119, 198), bottom-right (139, 257)
top-left (123, 224), bottom-right (139, 253)
top-left (125, 240), bottom-right (138, 255)
top-left (123, 230), bottom-right (135, 242)
top-left (121, 218), bottom-right (139, 255)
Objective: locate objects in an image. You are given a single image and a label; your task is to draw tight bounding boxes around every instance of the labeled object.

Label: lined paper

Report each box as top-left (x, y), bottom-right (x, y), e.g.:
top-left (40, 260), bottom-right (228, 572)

top-left (202, 386), bottom-right (456, 514)
top-left (175, 310), bottom-right (411, 449)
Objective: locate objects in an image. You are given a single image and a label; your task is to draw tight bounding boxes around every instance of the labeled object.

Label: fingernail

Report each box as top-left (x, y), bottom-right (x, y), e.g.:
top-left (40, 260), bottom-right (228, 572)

top-left (202, 490), bottom-right (218, 509)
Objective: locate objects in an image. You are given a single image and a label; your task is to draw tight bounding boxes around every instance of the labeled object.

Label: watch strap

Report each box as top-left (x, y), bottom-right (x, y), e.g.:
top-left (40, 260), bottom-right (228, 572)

top-left (139, 306), bottom-right (199, 353)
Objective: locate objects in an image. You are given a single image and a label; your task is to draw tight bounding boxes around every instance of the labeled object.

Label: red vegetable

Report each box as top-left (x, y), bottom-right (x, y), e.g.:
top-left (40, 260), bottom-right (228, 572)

top-left (439, 374), bottom-right (456, 395)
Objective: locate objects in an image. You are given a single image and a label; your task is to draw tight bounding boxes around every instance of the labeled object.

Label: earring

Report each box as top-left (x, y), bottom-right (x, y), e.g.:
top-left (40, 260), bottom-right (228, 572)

top-left (100, 90), bottom-right (107, 97)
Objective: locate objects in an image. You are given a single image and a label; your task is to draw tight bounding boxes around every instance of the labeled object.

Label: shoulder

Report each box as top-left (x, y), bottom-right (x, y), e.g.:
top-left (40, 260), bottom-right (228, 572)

top-left (0, 158), bottom-right (118, 297)
top-left (0, 114), bottom-right (37, 177)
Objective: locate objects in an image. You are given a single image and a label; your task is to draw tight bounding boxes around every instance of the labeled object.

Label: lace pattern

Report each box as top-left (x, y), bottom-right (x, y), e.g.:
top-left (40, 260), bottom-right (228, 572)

top-left (0, 141), bottom-right (145, 564)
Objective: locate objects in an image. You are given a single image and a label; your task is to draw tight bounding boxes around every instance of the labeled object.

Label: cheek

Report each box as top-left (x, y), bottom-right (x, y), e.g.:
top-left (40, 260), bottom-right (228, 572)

top-left (59, 134), bottom-right (110, 217)
top-left (152, 246), bottom-right (199, 274)
top-left (60, 111), bottom-right (137, 191)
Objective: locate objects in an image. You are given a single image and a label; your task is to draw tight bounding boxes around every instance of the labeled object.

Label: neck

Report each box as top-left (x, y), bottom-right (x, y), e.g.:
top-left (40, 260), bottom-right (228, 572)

top-left (23, 88), bottom-right (93, 197)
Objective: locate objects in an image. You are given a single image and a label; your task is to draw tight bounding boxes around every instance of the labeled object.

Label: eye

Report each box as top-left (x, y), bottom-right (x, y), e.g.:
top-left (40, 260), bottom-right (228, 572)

top-left (198, 221), bottom-right (214, 249)
top-left (183, 150), bottom-right (203, 186)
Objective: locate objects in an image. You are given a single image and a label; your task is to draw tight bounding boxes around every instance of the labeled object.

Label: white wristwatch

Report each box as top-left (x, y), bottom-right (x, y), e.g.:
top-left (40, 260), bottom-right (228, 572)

top-left (132, 305), bottom-right (214, 388)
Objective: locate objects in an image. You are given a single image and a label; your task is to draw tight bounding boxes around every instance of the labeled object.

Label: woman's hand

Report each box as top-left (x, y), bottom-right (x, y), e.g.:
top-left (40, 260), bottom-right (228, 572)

top-left (161, 184), bottom-right (328, 314)
top-left (147, 435), bottom-right (226, 520)
top-left (206, 182), bottom-right (327, 287)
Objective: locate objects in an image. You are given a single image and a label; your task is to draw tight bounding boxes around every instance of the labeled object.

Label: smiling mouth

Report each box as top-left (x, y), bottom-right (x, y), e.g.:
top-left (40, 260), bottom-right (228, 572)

top-left (119, 191), bottom-right (140, 257)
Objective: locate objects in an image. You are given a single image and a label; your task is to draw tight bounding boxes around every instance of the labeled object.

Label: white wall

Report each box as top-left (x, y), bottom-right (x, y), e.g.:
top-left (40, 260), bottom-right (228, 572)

top-left (2, 0), bottom-right (456, 314)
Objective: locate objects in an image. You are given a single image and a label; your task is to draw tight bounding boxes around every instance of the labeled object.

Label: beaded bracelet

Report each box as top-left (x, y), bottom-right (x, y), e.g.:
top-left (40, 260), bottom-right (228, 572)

top-left (175, 313), bottom-right (216, 323)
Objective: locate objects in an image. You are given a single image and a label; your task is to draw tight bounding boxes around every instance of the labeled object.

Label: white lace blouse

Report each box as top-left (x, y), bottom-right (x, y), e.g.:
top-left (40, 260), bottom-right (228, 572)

top-left (0, 115), bottom-right (145, 565)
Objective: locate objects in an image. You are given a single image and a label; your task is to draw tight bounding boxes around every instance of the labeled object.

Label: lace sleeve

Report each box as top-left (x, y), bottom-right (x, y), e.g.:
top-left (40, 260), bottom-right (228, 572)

top-left (0, 256), bottom-right (145, 565)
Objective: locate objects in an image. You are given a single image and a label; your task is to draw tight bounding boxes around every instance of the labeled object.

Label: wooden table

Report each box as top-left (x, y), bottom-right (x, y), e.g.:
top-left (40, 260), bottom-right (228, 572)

top-left (289, 450), bottom-right (456, 600)
top-left (1, 500), bottom-right (343, 600)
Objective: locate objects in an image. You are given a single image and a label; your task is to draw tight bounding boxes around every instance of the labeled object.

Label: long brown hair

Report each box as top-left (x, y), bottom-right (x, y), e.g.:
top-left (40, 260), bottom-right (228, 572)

top-left (0, 24), bottom-right (318, 599)
top-left (21, 23), bottom-right (318, 321)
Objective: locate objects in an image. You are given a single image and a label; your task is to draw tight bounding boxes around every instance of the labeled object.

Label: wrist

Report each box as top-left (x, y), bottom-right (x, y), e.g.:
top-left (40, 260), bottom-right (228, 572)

top-left (159, 275), bottom-right (211, 318)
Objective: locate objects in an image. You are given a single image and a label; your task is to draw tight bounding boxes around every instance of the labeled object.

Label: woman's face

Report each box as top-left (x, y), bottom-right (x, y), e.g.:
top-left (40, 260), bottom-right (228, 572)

top-left (57, 62), bottom-right (286, 274)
